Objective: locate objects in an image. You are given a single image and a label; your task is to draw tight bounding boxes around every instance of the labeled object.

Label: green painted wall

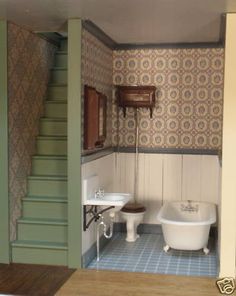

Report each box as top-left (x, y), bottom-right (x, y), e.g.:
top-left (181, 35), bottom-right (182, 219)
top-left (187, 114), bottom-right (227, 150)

top-left (0, 18), bottom-right (83, 266)
top-left (68, 19), bottom-right (82, 268)
top-left (0, 20), bottom-right (10, 263)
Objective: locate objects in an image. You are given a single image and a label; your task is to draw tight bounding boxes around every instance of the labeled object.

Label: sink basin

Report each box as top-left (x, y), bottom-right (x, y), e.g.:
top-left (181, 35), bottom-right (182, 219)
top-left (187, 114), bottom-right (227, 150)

top-left (85, 192), bottom-right (132, 212)
top-left (102, 194), bottom-right (126, 202)
top-left (83, 176), bottom-right (132, 214)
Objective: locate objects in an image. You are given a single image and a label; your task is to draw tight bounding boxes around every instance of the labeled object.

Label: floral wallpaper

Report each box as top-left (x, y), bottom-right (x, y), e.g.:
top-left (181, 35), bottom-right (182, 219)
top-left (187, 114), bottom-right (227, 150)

top-left (112, 48), bottom-right (224, 150)
top-left (81, 29), bottom-right (113, 153)
top-left (8, 22), bottom-right (57, 240)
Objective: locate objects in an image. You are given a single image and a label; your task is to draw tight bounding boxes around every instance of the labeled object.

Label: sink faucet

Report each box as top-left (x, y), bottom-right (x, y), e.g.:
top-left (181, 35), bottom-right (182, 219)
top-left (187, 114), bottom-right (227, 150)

top-left (95, 188), bottom-right (105, 199)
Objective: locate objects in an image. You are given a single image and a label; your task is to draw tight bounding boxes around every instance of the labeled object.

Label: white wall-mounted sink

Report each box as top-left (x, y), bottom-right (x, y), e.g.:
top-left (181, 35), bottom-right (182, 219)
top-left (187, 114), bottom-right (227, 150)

top-left (85, 192), bottom-right (132, 211)
top-left (83, 175), bottom-right (132, 213)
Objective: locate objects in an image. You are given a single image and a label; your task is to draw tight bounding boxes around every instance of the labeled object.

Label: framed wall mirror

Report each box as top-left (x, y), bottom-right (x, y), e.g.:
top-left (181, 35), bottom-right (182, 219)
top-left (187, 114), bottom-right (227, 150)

top-left (84, 85), bottom-right (107, 150)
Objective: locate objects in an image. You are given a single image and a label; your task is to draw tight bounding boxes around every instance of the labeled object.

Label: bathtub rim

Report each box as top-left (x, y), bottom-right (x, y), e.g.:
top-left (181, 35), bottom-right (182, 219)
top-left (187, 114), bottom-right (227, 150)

top-left (157, 201), bottom-right (216, 226)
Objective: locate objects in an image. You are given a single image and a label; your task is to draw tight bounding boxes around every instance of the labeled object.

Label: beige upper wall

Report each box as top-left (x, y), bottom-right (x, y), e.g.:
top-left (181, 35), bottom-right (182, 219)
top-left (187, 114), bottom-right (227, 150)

top-left (112, 48), bottom-right (224, 150)
top-left (219, 13), bottom-right (236, 278)
top-left (1, 0), bottom-right (236, 44)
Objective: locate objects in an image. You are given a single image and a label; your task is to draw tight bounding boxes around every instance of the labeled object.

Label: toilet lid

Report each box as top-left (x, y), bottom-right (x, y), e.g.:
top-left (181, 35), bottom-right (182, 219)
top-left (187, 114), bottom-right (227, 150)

top-left (121, 203), bottom-right (146, 213)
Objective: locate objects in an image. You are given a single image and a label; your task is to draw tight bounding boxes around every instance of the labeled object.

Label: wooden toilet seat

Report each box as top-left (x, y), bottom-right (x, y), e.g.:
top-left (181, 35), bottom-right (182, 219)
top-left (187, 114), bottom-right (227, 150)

top-left (121, 203), bottom-right (146, 213)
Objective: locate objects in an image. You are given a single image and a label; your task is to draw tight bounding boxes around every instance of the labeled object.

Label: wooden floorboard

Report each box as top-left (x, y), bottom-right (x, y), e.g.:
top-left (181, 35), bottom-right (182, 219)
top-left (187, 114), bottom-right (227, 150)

top-left (0, 265), bottom-right (235, 296)
top-left (0, 263), bottom-right (75, 296)
top-left (56, 269), bottom-right (234, 296)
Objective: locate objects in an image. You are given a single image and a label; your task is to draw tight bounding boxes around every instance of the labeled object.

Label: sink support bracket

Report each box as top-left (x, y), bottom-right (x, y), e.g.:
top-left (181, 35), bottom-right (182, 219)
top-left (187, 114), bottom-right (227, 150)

top-left (83, 205), bottom-right (115, 231)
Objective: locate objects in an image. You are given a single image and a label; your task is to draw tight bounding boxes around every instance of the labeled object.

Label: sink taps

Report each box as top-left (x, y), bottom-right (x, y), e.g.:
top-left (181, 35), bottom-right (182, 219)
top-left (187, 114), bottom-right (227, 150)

top-left (95, 188), bottom-right (105, 199)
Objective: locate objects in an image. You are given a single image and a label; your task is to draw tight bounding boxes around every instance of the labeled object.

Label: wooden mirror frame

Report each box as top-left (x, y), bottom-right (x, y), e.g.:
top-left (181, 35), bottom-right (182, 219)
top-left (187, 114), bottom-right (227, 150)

top-left (84, 85), bottom-right (107, 150)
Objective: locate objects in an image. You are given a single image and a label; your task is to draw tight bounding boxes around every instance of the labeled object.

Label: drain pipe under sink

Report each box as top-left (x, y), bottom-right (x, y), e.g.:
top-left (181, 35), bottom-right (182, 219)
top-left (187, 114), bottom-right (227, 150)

top-left (96, 212), bottom-right (115, 261)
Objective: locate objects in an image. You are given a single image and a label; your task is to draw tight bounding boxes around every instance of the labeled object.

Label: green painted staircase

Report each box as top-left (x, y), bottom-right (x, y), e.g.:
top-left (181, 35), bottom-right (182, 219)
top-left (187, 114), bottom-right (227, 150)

top-left (12, 38), bottom-right (69, 266)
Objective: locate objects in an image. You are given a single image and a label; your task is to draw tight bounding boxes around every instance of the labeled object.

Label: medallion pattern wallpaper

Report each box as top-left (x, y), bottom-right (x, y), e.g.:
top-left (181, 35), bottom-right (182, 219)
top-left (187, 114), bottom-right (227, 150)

top-left (8, 22), bottom-right (57, 240)
top-left (112, 48), bottom-right (224, 150)
top-left (81, 29), bottom-right (113, 153)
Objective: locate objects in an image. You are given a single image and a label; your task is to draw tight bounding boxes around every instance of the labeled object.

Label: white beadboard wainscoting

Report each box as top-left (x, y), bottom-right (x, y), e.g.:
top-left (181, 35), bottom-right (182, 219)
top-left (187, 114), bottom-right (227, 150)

top-left (113, 153), bottom-right (221, 224)
top-left (81, 152), bottom-right (221, 256)
top-left (81, 153), bottom-right (115, 255)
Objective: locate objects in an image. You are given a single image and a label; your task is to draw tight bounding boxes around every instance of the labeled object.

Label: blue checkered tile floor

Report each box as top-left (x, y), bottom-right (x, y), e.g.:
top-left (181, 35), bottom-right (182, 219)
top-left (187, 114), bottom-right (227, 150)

top-left (87, 233), bottom-right (218, 277)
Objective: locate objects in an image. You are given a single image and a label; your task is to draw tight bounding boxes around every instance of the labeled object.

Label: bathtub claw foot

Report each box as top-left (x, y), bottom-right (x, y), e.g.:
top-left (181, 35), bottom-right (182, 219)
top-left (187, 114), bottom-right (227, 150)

top-left (203, 247), bottom-right (209, 255)
top-left (163, 245), bottom-right (170, 253)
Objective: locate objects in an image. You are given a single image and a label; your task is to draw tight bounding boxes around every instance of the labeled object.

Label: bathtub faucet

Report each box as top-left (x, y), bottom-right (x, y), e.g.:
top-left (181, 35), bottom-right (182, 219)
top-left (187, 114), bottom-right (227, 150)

top-left (181, 200), bottom-right (199, 212)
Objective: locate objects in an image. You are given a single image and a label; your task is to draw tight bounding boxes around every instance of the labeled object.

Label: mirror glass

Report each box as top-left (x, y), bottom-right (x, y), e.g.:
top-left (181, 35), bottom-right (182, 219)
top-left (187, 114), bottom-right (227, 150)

top-left (98, 93), bottom-right (106, 141)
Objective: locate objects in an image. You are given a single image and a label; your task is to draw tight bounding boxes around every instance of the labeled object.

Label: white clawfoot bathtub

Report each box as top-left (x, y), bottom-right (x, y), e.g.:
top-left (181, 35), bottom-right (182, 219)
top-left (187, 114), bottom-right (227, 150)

top-left (157, 201), bottom-right (216, 254)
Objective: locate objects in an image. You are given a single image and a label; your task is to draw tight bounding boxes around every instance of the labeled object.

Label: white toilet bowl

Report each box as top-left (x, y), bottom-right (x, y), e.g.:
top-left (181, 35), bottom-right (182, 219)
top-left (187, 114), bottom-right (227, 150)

top-left (120, 204), bottom-right (146, 242)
